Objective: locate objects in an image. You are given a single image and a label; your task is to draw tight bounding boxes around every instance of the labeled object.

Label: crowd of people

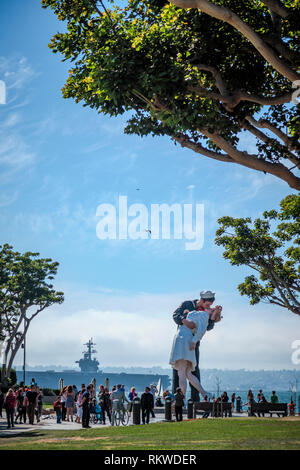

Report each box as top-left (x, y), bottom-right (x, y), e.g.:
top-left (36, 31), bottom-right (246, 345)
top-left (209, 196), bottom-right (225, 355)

top-left (243, 389), bottom-right (296, 416)
top-left (0, 378), bottom-right (43, 429)
top-left (0, 379), bottom-right (162, 429)
top-left (0, 380), bottom-right (297, 429)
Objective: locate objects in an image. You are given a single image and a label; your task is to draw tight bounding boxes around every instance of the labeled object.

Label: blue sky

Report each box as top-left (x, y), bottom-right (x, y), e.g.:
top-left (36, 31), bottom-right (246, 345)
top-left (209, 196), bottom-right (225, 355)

top-left (1, 0), bottom-right (299, 371)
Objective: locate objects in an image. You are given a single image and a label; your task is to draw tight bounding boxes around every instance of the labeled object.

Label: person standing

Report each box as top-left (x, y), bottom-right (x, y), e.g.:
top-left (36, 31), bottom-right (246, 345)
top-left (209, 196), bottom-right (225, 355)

top-left (221, 391), bottom-right (229, 417)
top-left (60, 386), bottom-right (67, 421)
top-left (141, 387), bottom-right (154, 425)
top-left (257, 389), bottom-right (263, 402)
top-left (288, 400), bottom-right (295, 416)
top-left (75, 389), bottom-right (83, 424)
top-left (174, 387), bottom-right (185, 422)
top-left (26, 385), bottom-right (38, 425)
top-left (246, 390), bottom-right (256, 417)
top-left (79, 385), bottom-right (92, 428)
top-left (15, 388), bottom-right (25, 424)
top-left (128, 387), bottom-right (138, 402)
top-left (4, 389), bottom-right (17, 429)
top-left (231, 393), bottom-right (236, 413)
top-left (99, 387), bottom-right (111, 425)
top-left (54, 396), bottom-right (62, 424)
top-left (89, 382), bottom-right (96, 400)
top-left (270, 390), bottom-right (279, 405)
top-left (172, 291), bottom-right (219, 401)
top-left (202, 395), bottom-right (210, 418)
top-left (149, 384), bottom-right (157, 418)
top-left (270, 390), bottom-right (281, 417)
top-left (66, 385), bottom-right (75, 422)
top-left (36, 387), bottom-right (43, 423)
top-left (111, 384), bottom-right (130, 426)
top-left (98, 384), bottom-right (105, 400)
top-left (72, 385), bottom-right (78, 400)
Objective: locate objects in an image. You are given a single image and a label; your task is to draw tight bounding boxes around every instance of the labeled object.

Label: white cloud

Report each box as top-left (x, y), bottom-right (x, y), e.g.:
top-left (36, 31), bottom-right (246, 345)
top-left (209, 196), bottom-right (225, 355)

top-left (3, 113), bottom-right (21, 128)
top-left (0, 57), bottom-right (37, 190)
top-left (13, 286), bottom-right (300, 371)
top-left (1, 56), bottom-right (37, 92)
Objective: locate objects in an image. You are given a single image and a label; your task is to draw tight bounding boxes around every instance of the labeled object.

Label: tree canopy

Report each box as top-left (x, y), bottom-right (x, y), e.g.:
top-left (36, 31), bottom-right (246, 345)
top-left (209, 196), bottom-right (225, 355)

top-left (42, 0), bottom-right (300, 188)
top-left (215, 193), bottom-right (300, 316)
top-left (0, 244), bottom-right (64, 385)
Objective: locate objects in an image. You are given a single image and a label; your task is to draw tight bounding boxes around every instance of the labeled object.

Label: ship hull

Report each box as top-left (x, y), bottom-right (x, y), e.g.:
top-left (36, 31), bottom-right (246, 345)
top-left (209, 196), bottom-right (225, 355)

top-left (17, 370), bottom-right (171, 394)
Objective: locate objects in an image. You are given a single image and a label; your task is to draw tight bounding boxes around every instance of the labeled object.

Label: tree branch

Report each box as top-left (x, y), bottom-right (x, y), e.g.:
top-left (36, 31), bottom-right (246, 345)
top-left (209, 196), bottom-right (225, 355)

top-left (260, 0), bottom-right (290, 18)
top-left (245, 116), bottom-right (300, 154)
top-left (269, 298), bottom-right (288, 308)
top-left (168, 0), bottom-right (299, 82)
top-left (267, 254), bottom-right (300, 308)
top-left (194, 64), bottom-right (229, 96)
top-left (187, 84), bottom-right (221, 101)
top-left (200, 128), bottom-right (300, 190)
top-left (242, 119), bottom-right (300, 168)
top-left (189, 84), bottom-right (292, 111)
top-left (259, 259), bottom-right (296, 311)
top-left (264, 33), bottom-right (298, 64)
top-left (173, 133), bottom-right (235, 163)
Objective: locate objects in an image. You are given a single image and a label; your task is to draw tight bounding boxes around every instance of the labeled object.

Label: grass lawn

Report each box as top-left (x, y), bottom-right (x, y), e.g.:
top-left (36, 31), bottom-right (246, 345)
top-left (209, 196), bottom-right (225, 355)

top-left (0, 417), bottom-right (300, 450)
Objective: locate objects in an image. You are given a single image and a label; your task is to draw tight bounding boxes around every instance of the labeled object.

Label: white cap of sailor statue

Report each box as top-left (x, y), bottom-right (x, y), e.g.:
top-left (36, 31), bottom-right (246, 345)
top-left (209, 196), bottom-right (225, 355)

top-left (200, 290), bottom-right (215, 300)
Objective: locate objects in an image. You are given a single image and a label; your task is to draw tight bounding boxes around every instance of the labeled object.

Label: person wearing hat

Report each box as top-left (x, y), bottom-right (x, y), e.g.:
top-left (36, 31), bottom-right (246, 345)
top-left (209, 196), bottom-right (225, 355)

top-left (172, 290), bottom-right (222, 400)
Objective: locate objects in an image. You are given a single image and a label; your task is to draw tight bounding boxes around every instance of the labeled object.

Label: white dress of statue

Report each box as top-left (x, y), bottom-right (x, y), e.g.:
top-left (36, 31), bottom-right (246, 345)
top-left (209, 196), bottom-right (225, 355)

top-left (169, 309), bottom-right (210, 398)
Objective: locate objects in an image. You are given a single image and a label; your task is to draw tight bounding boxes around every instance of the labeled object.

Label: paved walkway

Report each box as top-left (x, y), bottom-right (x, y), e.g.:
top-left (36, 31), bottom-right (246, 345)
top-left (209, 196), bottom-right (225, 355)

top-left (0, 412), bottom-right (167, 437)
top-left (0, 410), bottom-right (264, 437)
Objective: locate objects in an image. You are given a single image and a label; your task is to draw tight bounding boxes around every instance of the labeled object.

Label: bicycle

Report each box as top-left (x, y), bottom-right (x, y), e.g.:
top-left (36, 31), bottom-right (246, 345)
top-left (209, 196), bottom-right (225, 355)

top-left (112, 406), bottom-right (130, 426)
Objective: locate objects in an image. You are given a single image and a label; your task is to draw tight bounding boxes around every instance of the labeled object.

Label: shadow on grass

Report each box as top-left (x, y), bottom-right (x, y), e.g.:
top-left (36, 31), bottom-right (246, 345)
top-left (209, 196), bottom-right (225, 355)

top-left (0, 430), bottom-right (49, 439)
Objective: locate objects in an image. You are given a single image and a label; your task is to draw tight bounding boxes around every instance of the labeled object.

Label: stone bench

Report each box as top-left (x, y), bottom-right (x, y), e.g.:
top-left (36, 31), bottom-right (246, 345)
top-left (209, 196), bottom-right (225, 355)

top-left (249, 403), bottom-right (287, 417)
top-left (193, 401), bottom-right (232, 418)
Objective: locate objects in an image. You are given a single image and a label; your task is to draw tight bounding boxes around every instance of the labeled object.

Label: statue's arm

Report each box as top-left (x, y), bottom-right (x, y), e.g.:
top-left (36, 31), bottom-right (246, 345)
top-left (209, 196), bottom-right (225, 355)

top-left (173, 301), bottom-right (191, 326)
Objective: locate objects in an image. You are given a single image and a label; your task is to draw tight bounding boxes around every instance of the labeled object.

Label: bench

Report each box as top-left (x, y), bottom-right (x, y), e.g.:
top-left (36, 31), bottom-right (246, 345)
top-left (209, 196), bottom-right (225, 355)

top-left (193, 401), bottom-right (232, 418)
top-left (249, 403), bottom-right (287, 417)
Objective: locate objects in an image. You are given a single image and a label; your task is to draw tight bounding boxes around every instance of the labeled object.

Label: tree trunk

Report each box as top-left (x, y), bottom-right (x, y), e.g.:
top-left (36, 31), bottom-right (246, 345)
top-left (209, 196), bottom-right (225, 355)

top-left (1, 308), bottom-right (25, 385)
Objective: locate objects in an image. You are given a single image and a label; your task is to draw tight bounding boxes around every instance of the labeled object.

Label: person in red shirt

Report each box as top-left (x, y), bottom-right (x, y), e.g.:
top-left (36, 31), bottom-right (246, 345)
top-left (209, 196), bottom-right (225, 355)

top-left (53, 396), bottom-right (62, 423)
top-left (288, 400), bottom-right (295, 416)
top-left (4, 388), bottom-right (17, 429)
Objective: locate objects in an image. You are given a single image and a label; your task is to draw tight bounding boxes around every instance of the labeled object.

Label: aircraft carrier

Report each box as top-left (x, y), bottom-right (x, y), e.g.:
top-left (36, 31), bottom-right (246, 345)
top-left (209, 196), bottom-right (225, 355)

top-left (17, 339), bottom-right (171, 394)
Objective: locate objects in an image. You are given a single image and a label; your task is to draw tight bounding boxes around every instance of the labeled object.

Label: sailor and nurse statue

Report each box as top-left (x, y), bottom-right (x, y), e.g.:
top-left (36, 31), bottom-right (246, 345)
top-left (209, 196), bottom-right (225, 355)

top-left (170, 290), bottom-right (222, 400)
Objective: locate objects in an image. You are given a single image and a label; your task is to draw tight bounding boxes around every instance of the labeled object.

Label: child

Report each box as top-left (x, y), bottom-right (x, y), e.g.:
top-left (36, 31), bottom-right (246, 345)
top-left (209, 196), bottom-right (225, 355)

top-left (288, 400), bottom-right (295, 416)
top-left (53, 396), bottom-right (62, 424)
